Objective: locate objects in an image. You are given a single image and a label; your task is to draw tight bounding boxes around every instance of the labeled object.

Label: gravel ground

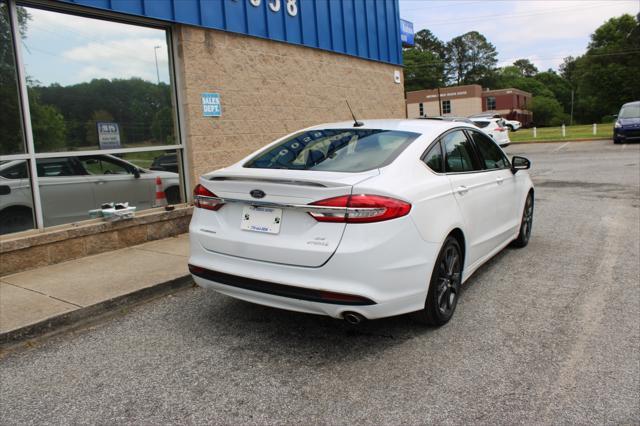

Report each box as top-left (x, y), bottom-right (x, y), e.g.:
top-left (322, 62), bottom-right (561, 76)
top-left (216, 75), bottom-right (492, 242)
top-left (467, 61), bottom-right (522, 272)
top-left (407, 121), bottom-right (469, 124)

top-left (1, 139), bottom-right (639, 425)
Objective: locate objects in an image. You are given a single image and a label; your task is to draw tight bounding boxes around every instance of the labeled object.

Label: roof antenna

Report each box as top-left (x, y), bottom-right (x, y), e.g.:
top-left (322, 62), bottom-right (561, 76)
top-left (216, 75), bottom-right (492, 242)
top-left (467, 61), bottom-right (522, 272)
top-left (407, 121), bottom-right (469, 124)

top-left (346, 100), bottom-right (364, 127)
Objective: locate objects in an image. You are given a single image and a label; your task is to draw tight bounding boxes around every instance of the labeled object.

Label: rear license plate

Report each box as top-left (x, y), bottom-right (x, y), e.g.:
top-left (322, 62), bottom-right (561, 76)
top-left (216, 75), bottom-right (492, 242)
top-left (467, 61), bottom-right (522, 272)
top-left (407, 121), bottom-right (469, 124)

top-left (241, 205), bottom-right (282, 234)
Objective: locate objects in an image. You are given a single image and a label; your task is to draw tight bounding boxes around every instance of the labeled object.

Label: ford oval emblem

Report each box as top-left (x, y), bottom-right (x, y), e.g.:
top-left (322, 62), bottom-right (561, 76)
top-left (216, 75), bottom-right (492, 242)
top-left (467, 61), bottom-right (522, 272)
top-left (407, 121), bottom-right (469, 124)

top-left (250, 189), bottom-right (266, 199)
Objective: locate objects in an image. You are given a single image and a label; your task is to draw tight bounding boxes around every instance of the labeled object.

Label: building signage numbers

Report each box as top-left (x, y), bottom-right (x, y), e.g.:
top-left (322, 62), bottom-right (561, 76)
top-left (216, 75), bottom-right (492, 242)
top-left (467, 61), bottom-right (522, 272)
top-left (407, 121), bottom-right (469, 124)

top-left (249, 0), bottom-right (298, 16)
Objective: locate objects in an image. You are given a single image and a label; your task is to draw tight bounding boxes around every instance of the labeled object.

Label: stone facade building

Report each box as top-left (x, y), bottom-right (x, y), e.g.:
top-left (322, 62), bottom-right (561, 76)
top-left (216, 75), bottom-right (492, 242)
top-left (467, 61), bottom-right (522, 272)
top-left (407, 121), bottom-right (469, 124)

top-left (0, 0), bottom-right (407, 274)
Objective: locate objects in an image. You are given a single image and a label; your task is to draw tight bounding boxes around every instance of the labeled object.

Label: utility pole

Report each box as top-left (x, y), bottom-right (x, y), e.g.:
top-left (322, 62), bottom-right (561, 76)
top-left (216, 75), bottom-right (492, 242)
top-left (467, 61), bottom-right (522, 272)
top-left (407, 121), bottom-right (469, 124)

top-left (154, 45), bottom-right (161, 84)
top-left (570, 89), bottom-right (574, 126)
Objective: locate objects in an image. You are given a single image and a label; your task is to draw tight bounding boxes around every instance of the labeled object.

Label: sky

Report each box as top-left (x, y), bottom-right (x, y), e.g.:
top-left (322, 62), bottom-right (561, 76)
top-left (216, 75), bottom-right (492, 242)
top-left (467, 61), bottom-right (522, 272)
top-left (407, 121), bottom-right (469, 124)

top-left (17, 1), bottom-right (639, 87)
top-left (399, 0), bottom-right (640, 71)
top-left (20, 6), bottom-right (171, 87)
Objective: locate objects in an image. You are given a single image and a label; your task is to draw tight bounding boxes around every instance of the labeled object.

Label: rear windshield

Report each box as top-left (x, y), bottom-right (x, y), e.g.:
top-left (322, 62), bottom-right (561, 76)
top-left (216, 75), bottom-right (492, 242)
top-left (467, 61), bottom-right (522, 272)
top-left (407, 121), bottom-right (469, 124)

top-left (244, 129), bottom-right (420, 173)
top-left (473, 121), bottom-right (490, 128)
top-left (619, 104), bottom-right (640, 119)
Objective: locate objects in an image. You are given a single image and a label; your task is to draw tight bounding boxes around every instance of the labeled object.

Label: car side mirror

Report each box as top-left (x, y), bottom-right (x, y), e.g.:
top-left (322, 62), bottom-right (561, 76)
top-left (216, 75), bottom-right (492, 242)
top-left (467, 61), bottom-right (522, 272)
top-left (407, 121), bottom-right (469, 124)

top-left (132, 168), bottom-right (141, 178)
top-left (511, 156), bottom-right (531, 174)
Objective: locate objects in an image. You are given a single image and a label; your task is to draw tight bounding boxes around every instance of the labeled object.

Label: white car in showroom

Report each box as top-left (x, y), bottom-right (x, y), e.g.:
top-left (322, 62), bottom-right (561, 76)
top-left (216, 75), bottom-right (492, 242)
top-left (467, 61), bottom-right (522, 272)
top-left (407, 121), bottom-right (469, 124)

top-left (189, 120), bottom-right (533, 325)
top-left (470, 117), bottom-right (511, 147)
top-left (0, 154), bottom-right (180, 234)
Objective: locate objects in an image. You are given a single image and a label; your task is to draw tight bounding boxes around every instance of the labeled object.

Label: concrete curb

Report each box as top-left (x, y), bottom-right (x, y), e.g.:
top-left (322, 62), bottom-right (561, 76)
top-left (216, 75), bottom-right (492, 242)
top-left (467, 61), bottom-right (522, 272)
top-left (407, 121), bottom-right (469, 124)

top-left (0, 275), bottom-right (194, 351)
top-left (510, 138), bottom-right (610, 145)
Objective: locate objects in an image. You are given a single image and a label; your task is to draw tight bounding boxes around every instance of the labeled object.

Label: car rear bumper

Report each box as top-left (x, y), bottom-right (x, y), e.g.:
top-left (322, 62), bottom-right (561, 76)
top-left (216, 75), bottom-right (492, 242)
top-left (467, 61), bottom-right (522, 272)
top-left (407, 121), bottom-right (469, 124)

top-left (188, 216), bottom-right (440, 320)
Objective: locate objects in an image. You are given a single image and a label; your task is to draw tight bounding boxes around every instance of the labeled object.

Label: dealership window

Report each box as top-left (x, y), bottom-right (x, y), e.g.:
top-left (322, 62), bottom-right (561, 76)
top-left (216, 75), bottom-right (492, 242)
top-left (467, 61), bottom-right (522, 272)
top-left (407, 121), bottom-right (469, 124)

top-left (419, 103), bottom-right (424, 116)
top-left (442, 100), bottom-right (451, 114)
top-left (487, 96), bottom-right (496, 110)
top-left (0, 1), bottom-right (185, 235)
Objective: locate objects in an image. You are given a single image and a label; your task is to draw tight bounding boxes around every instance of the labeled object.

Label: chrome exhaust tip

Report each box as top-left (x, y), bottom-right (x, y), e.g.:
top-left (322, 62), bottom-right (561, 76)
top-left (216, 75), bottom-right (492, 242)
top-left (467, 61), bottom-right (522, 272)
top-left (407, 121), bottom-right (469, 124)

top-left (343, 312), bottom-right (366, 325)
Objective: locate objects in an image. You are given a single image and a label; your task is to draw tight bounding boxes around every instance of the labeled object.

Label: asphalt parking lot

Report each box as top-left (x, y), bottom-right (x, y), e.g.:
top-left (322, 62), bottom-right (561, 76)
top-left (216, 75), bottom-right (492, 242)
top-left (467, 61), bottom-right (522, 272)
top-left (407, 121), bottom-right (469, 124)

top-left (1, 139), bottom-right (639, 425)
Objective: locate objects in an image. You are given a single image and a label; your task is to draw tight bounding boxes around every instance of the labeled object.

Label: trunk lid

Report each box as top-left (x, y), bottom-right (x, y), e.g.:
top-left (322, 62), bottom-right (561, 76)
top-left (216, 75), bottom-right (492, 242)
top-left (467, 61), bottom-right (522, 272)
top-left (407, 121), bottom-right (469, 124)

top-left (195, 168), bottom-right (378, 267)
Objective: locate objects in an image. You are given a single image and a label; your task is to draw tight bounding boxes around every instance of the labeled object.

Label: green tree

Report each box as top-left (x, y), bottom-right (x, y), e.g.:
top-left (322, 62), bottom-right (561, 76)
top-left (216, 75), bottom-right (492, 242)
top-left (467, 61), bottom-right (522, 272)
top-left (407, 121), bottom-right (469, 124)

top-left (413, 29), bottom-right (446, 58)
top-left (28, 89), bottom-right (67, 151)
top-left (151, 107), bottom-right (174, 144)
top-left (445, 31), bottom-right (498, 85)
top-left (403, 48), bottom-right (446, 92)
top-left (565, 14), bottom-right (640, 122)
top-left (534, 70), bottom-right (573, 113)
top-left (85, 110), bottom-right (115, 147)
top-left (512, 59), bottom-right (538, 77)
top-left (531, 96), bottom-right (566, 126)
top-left (0, 4), bottom-right (29, 155)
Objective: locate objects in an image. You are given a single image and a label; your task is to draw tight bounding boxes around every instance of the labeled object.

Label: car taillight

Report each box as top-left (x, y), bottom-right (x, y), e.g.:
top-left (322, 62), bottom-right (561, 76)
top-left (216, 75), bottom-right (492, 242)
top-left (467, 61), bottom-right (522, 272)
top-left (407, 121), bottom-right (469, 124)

top-left (495, 127), bottom-right (505, 132)
top-left (308, 194), bottom-right (411, 223)
top-left (193, 184), bottom-right (224, 211)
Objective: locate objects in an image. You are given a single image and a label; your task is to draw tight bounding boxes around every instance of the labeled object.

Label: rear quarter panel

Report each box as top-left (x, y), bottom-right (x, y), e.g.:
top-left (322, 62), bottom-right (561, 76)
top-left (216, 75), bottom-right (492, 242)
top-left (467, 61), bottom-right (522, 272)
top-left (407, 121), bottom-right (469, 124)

top-left (353, 158), bottom-right (463, 245)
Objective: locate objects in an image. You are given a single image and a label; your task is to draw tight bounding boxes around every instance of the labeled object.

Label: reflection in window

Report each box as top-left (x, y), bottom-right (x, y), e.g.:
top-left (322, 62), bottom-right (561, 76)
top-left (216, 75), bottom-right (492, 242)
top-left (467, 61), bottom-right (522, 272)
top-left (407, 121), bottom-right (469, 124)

top-left (423, 143), bottom-right (443, 173)
top-left (0, 1), bottom-right (26, 155)
top-left (18, 6), bottom-right (176, 153)
top-left (0, 160), bottom-right (35, 234)
top-left (443, 131), bottom-right (476, 173)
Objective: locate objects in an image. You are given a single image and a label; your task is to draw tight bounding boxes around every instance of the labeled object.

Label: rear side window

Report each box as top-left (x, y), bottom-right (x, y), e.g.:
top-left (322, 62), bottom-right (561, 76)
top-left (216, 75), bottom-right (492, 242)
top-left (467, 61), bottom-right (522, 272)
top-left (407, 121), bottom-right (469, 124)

top-left (473, 121), bottom-right (490, 128)
top-left (442, 130), bottom-right (478, 173)
top-left (468, 130), bottom-right (509, 169)
top-left (422, 142), bottom-right (444, 173)
top-left (36, 158), bottom-right (77, 177)
top-left (244, 129), bottom-right (420, 173)
top-left (0, 162), bottom-right (28, 179)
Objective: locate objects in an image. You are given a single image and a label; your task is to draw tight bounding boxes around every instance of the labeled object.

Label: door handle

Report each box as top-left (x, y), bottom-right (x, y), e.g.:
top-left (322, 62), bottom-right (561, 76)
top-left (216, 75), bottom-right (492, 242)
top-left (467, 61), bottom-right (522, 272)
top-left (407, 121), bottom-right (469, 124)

top-left (496, 177), bottom-right (504, 185)
top-left (455, 185), bottom-right (469, 195)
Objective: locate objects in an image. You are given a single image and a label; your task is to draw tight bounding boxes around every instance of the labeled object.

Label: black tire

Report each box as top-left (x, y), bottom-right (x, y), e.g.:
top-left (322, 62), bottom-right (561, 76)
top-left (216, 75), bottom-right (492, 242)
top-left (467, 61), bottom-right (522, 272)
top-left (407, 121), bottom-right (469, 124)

top-left (511, 192), bottom-right (534, 248)
top-left (413, 236), bottom-right (463, 326)
top-left (0, 207), bottom-right (34, 235)
top-left (613, 138), bottom-right (622, 144)
top-left (165, 186), bottom-right (181, 205)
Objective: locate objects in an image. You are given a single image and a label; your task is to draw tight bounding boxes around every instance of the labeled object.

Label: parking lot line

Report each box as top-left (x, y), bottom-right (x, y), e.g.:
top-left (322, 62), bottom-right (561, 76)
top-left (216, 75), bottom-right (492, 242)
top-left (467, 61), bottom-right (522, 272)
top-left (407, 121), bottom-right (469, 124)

top-left (552, 142), bottom-right (569, 152)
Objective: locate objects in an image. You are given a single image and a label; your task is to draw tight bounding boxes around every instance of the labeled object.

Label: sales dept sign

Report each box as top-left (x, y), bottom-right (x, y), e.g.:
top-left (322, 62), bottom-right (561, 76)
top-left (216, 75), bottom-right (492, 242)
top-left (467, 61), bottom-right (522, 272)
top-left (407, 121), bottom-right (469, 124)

top-left (202, 93), bottom-right (221, 117)
top-left (97, 122), bottom-right (121, 149)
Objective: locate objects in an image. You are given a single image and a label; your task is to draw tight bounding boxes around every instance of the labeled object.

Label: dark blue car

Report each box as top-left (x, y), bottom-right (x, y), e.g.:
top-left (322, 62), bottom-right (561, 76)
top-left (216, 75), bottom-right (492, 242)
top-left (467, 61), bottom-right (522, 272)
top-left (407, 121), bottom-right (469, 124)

top-left (613, 101), bottom-right (640, 144)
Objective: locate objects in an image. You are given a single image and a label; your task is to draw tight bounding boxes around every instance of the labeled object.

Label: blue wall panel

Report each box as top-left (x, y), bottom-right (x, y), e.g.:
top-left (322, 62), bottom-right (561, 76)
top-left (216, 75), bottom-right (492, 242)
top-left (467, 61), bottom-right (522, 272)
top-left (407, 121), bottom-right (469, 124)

top-left (59, 0), bottom-right (403, 65)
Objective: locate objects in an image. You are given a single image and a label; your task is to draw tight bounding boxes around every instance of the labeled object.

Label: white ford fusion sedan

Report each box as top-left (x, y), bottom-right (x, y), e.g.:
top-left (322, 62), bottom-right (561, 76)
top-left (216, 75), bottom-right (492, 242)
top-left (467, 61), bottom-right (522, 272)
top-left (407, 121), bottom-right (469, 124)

top-left (189, 119), bottom-right (534, 325)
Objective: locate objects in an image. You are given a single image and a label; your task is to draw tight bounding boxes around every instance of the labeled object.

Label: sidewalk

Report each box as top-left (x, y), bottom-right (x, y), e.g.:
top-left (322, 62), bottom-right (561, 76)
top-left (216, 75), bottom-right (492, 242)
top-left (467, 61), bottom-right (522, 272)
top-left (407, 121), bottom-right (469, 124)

top-left (0, 233), bottom-right (192, 347)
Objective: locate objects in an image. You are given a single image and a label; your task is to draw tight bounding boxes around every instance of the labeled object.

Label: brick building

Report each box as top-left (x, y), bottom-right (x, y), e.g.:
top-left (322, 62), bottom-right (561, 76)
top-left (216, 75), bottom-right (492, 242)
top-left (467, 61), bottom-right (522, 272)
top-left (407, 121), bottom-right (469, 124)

top-left (406, 84), bottom-right (533, 125)
top-left (0, 0), bottom-right (408, 274)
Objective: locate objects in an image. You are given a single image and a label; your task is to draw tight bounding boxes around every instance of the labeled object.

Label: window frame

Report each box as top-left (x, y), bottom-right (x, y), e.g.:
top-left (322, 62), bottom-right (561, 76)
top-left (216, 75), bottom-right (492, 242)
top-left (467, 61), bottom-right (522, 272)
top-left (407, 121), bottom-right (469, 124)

top-left (420, 127), bottom-right (492, 176)
top-left (0, 0), bottom-right (189, 233)
top-left (419, 102), bottom-right (424, 117)
top-left (442, 100), bottom-right (451, 114)
top-left (464, 129), bottom-right (511, 171)
top-left (486, 96), bottom-right (496, 111)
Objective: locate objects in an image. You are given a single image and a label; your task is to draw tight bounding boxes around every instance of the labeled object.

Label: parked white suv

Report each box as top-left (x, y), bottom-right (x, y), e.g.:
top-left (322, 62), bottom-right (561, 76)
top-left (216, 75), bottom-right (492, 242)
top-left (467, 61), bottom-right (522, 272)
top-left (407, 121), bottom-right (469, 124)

top-left (470, 117), bottom-right (511, 147)
top-left (503, 119), bottom-right (522, 132)
top-left (0, 154), bottom-right (180, 234)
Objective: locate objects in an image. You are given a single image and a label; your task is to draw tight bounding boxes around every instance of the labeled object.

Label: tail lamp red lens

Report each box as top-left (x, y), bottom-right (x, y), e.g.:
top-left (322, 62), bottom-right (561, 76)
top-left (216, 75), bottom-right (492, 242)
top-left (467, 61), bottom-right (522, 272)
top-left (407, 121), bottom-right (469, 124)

top-left (193, 184), bottom-right (224, 211)
top-left (308, 194), bottom-right (411, 223)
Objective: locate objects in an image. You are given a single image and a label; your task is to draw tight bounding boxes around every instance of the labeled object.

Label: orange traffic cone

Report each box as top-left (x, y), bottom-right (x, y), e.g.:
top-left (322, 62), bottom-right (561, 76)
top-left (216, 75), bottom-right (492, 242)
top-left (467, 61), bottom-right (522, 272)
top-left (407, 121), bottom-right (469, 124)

top-left (154, 176), bottom-right (168, 207)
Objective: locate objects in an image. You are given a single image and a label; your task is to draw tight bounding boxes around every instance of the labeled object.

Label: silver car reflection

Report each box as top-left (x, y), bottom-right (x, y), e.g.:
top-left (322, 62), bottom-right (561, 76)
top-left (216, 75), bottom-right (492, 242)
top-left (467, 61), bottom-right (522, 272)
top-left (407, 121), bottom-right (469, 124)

top-left (0, 154), bottom-right (180, 234)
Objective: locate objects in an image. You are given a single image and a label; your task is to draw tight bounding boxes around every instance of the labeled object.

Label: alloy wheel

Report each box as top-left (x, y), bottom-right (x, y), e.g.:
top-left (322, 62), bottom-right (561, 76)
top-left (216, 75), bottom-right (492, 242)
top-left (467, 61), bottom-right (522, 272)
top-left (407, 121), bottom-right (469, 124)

top-left (436, 245), bottom-right (461, 316)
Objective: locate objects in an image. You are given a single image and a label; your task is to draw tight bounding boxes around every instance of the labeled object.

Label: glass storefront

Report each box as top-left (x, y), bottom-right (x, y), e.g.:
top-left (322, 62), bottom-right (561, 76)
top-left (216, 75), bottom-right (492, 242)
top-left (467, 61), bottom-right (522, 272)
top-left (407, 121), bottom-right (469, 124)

top-left (0, 1), bottom-right (25, 155)
top-left (0, 1), bottom-right (185, 235)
